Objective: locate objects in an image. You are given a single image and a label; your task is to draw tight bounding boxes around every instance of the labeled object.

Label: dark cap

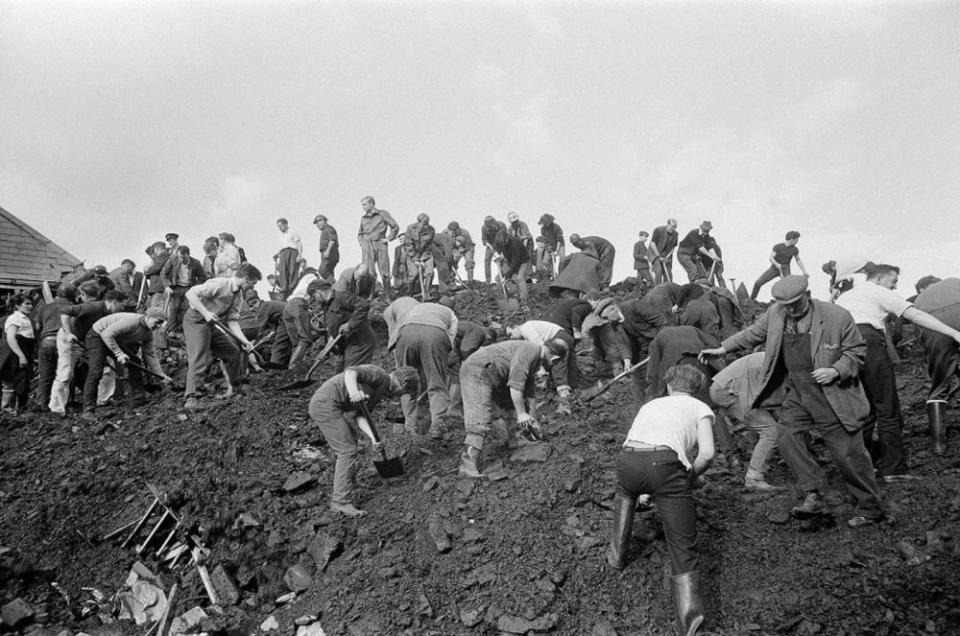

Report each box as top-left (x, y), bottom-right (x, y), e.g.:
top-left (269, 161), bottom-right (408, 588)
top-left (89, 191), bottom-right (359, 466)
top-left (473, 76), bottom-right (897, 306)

top-left (772, 275), bottom-right (808, 304)
top-left (313, 214), bottom-right (328, 223)
top-left (165, 233), bottom-right (179, 241)
top-left (538, 213), bottom-right (554, 225)
top-left (699, 221), bottom-right (712, 232)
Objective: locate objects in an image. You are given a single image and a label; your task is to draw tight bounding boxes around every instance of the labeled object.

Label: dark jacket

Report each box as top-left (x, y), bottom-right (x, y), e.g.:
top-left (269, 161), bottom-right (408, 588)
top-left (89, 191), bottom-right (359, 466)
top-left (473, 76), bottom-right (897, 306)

top-left (541, 299), bottom-right (592, 334)
top-left (160, 254), bottom-right (207, 288)
top-left (404, 223), bottom-right (436, 259)
top-left (495, 234), bottom-right (530, 278)
top-left (619, 298), bottom-right (669, 342)
top-left (144, 252), bottom-right (169, 294)
top-left (721, 299), bottom-right (868, 430)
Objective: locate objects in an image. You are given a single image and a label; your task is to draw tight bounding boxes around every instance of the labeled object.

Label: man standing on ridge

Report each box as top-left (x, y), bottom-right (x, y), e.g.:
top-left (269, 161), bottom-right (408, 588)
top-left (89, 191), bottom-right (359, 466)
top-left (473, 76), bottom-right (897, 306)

top-left (357, 195), bottom-right (400, 298)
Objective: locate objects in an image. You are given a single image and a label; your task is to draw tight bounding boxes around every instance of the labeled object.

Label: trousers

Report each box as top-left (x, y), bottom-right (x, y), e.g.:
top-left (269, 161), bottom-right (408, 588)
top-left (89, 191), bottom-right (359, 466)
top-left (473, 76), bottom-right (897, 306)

top-left (397, 324), bottom-right (450, 431)
top-left (309, 397), bottom-right (360, 506)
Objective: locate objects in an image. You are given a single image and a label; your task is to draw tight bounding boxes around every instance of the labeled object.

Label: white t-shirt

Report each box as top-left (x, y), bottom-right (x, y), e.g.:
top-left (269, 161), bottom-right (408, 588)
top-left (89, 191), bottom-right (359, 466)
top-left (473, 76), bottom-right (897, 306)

top-left (288, 272), bottom-right (319, 301)
top-left (278, 228), bottom-right (302, 251)
top-left (835, 280), bottom-right (912, 331)
top-left (3, 312), bottom-right (34, 339)
top-left (623, 394), bottom-right (714, 470)
top-left (517, 320), bottom-right (562, 345)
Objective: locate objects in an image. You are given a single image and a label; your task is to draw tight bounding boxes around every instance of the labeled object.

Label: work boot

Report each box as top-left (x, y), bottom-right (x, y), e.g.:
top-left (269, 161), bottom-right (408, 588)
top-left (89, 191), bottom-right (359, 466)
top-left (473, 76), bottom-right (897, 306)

top-left (556, 385), bottom-right (572, 416)
top-left (791, 491), bottom-right (824, 519)
top-left (458, 445), bottom-right (482, 478)
top-left (928, 399), bottom-right (947, 456)
top-left (605, 494), bottom-right (636, 569)
top-left (743, 473), bottom-right (785, 493)
top-left (1, 389), bottom-right (15, 415)
top-left (184, 396), bottom-right (201, 410)
top-left (287, 343), bottom-right (307, 370)
top-left (672, 571), bottom-right (705, 636)
top-left (427, 420), bottom-right (446, 440)
top-left (79, 408), bottom-right (97, 422)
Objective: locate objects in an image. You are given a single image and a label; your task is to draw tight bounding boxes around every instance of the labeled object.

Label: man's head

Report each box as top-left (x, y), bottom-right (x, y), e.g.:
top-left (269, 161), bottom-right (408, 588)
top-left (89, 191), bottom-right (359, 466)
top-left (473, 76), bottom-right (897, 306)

top-left (57, 283), bottom-right (78, 303)
top-left (865, 263), bottom-right (900, 290)
top-left (355, 263), bottom-right (371, 279)
top-left (543, 337), bottom-right (569, 370)
top-left (150, 242), bottom-right (167, 258)
top-left (447, 221), bottom-right (460, 232)
top-left (539, 213), bottom-right (554, 226)
top-left (507, 211), bottom-right (519, 224)
top-left (915, 275), bottom-right (942, 295)
top-left (218, 232), bottom-right (235, 244)
top-left (483, 215), bottom-right (496, 226)
top-left (638, 231), bottom-right (649, 240)
top-left (144, 306), bottom-right (167, 330)
top-left (277, 218), bottom-right (289, 232)
top-left (390, 365), bottom-right (421, 397)
top-left (569, 233), bottom-right (583, 248)
top-left (416, 213), bottom-right (430, 226)
top-left (103, 289), bottom-right (124, 312)
top-left (699, 220), bottom-right (712, 233)
top-left (120, 259), bottom-right (136, 274)
top-left (177, 245), bottom-right (191, 258)
top-left (667, 218), bottom-right (678, 231)
top-left (361, 196), bottom-right (376, 213)
top-left (307, 278), bottom-right (334, 303)
top-left (165, 233), bottom-right (179, 247)
top-left (237, 263), bottom-right (262, 290)
top-left (313, 214), bottom-right (328, 229)
top-left (821, 260), bottom-right (837, 276)
top-left (665, 364), bottom-right (706, 397)
top-left (785, 230), bottom-right (800, 246)
top-left (79, 281), bottom-right (100, 302)
top-left (772, 275), bottom-right (811, 319)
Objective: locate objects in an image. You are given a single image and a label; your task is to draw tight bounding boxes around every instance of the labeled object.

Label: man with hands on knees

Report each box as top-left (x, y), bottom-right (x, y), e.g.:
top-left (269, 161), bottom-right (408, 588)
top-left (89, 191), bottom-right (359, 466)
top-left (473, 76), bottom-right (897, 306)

top-left (308, 364), bottom-right (420, 517)
top-left (699, 275), bottom-right (885, 529)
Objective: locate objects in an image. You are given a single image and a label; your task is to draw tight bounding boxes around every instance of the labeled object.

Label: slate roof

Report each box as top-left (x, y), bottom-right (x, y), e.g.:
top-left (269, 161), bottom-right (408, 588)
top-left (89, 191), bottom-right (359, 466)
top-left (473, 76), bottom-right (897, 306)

top-left (0, 205), bottom-right (82, 287)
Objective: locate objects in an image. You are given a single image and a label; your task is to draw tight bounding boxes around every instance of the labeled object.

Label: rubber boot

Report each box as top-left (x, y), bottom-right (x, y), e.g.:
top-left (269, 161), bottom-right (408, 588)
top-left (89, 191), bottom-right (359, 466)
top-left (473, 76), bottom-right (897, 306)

top-left (928, 400), bottom-right (947, 456)
top-left (1, 388), bottom-right (15, 415)
top-left (458, 444), bottom-right (482, 478)
top-left (466, 267), bottom-right (474, 283)
top-left (672, 571), bottom-right (705, 636)
top-left (605, 494), bottom-right (636, 569)
top-left (287, 343), bottom-right (307, 370)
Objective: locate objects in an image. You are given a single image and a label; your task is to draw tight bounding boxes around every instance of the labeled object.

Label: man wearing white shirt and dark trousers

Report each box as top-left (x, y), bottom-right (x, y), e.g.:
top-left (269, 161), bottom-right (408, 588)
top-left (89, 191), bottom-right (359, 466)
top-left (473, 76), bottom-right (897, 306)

top-left (274, 218), bottom-right (303, 299)
top-left (836, 264), bottom-right (960, 478)
top-left (606, 364), bottom-right (714, 636)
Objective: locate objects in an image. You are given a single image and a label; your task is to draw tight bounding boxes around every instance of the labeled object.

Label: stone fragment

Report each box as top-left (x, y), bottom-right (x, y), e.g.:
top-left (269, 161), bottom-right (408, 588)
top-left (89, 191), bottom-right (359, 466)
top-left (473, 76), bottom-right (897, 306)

top-left (283, 472), bottom-right (317, 492)
top-left (259, 616), bottom-right (279, 632)
top-left (210, 565), bottom-right (240, 606)
top-left (1, 599), bottom-right (34, 628)
top-left (169, 607), bottom-right (207, 635)
top-left (295, 622), bottom-right (326, 636)
top-left (307, 532), bottom-right (342, 571)
top-left (510, 443), bottom-right (553, 464)
top-left (459, 608), bottom-right (482, 627)
top-left (427, 517), bottom-right (452, 553)
top-left (496, 612), bottom-right (558, 634)
top-left (283, 565), bottom-right (313, 592)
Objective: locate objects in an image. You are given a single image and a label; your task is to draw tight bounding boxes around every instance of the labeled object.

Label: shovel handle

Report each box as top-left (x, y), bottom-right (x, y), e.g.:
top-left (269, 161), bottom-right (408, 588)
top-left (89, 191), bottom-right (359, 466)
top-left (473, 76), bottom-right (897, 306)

top-left (584, 357), bottom-right (650, 401)
top-left (358, 401), bottom-right (383, 443)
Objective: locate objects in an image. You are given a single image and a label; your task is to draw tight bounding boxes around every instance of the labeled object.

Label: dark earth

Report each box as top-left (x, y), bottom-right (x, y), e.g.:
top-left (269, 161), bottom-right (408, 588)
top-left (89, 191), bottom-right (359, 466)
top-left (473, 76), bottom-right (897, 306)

top-left (2, 281), bottom-right (959, 636)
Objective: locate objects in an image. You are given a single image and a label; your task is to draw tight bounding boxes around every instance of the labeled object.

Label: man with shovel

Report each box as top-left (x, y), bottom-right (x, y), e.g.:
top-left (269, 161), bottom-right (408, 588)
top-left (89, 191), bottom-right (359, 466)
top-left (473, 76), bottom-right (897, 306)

top-left (80, 307), bottom-right (173, 420)
top-left (268, 279), bottom-right (329, 370)
top-left (309, 364), bottom-right (420, 517)
top-left (404, 214), bottom-right (436, 301)
top-left (493, 231), bottom-right (531, 306)
top-left (182, 263), bottom-right (262, 409)
top-left (506, 320), bottom-right (577, 415)
top-left (458, 338), bottom-right (568, 478)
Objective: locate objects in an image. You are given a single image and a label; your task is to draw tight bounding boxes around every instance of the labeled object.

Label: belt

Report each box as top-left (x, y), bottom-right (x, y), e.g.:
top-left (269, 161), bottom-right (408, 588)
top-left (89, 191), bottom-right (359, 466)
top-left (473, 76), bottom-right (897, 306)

top-left (622, 444), bottom-right (673, 453)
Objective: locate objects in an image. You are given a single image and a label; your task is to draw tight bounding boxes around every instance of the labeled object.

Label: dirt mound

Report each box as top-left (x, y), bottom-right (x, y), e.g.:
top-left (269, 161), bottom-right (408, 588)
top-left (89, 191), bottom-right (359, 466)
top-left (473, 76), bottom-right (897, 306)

top-left (2, 283), bottom-right (959, 635)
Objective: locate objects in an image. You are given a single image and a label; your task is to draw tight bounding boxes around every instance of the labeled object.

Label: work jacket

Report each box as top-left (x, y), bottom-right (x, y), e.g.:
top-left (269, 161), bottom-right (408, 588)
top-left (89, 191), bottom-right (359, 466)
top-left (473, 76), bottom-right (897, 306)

top-left (721, 299), bottom-right (868, 431)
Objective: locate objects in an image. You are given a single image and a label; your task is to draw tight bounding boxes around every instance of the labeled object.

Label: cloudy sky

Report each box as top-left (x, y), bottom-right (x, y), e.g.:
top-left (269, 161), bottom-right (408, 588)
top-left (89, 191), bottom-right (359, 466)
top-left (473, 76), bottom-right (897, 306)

top-left (2, 1), bottom-right (958, 299)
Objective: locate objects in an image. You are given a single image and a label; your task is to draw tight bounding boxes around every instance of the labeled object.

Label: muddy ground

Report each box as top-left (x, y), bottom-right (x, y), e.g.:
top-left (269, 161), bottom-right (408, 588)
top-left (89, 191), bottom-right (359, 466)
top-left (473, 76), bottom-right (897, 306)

top-left (2, 281), bottom-right (959, 636)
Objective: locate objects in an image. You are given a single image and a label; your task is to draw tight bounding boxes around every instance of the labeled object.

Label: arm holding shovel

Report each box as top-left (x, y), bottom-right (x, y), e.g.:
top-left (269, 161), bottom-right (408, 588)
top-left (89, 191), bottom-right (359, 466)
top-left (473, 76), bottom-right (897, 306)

top-left (344, 369), bottom-right (382, 452)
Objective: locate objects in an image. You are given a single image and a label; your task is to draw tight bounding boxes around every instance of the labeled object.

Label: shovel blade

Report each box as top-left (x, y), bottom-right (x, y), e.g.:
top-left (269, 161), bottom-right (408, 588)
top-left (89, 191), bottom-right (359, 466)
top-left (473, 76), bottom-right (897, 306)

top-left (581, 381), bottom-right (605, 401)
top-left (374, 456), bottom-right (404, 478)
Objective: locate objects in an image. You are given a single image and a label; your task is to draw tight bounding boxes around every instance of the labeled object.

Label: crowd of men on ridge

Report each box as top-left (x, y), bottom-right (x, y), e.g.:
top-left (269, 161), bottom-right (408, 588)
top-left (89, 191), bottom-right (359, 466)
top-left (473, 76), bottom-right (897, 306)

top-left (2, 196), bottom-right (960, 636)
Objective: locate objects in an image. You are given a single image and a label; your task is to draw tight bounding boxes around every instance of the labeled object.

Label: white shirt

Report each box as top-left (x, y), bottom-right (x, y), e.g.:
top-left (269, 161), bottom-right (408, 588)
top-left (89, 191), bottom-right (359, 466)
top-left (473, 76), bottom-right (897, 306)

top-left (835, 280), bottom-right (912, 331)
top-left (623, 394), bottom-right (714, 470)
top-left (288, 272), bottom-right (318, 301)
top-left (516, 320), bottom-right (562, 345)
top-left (279, 228), bottom-right (302, 252)
top-left (4, 312), bottom-right (34, 339)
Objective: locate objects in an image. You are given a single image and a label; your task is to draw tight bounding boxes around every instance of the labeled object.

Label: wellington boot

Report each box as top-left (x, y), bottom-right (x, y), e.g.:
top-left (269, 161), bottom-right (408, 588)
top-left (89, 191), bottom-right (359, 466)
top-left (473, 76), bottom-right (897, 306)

top-left (458, 445), bottom-right (482, 478)
top-left (928, 400), bottom-right (947, 456)
top-left (605, 494), bottom-right (636, 569)
top-left (1, 389), bottom-right (15, 415)
top-left (672, 570), bottom-right (705, 636)
top-left (287, 343), bottom-right (307, 370)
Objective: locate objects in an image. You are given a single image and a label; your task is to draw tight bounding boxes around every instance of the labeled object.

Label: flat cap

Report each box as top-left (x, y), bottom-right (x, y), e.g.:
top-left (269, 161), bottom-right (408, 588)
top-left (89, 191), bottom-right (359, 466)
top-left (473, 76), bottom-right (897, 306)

top-left (165, 233), bottom-right (179, 240)
top-left (699, 220), bottom-right (712, 231)
top-left (145, 307), bottom-right (167, 321)
top-left (538, 213), bottom-right (554, 225)
top-left (772, 275), bottom-right (808, 304)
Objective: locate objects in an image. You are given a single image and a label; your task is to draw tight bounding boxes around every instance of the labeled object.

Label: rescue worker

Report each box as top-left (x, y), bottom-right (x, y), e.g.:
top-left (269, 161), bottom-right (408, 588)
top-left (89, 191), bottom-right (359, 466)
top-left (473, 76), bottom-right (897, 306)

top-left (183, 263), bottom-right (262, 409)
top-left (914, 277), bottom-right (960, 455)
top-left (536, 214), bottom-right (565, 282)
top-left (390, 302), bottom-right (459, 438)
top-left (447, 319), bottom-right (497, 419)
top-left (700, 276), bottom-right (885, 528)
top-left (650, 219), bottom-right (679, 284)
top-left (750, 231), bottom-right (809, 300)
top-left (633, 231), bottom-right (654, 289)
top-left (493, 230), bottom-right (531, 305)
top-left (309, 364), bottom-right (420, 517)
top-left (481, 215), bottom-right (508, 285)
top-left (506, 320), bottom-right (577, 415)
top-left (323, 275), bottom-right (376, 372)
top-left (404, 213), bottom-right (436, 301)
top-left (458, 338), bottom-right (568, 477)
top-left (143, 241), bottom-right (169, 348)
top-left (619, 294), bottom-right (670, 401)
top-left (313, 214), bottom-right (340, 281)
top-left (447, 222), bottom-right (476, 283)
top-left (606, 365), bottom-right (714, 636)
top-left (0, 294), bottom-right (36, 415)
top-left (270, 279), bottom-right (329, 369)
top-left (357, 196), bottom-right (399, 298)
top-left (35, 283), bottom-right (77, 412)
top-left (677, 222), bottom-right (719, 284)
top-left (334, 264), bottom-right (378, 300)
top-left (161, 245), bottom-right (207, 338)
top-left (274, 217), bottom-right (303, 298)
top-left (570, 234), bottom-right (616, 289)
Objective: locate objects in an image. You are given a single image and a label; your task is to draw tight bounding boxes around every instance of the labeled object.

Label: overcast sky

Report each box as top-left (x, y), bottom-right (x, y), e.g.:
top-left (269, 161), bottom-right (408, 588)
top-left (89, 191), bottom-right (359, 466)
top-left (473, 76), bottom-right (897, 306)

top-left (2, 1), bottom-right (958, 299)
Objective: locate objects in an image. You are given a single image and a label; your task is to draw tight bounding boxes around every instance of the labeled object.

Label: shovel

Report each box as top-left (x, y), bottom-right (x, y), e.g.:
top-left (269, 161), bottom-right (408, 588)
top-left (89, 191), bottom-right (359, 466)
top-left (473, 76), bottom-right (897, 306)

top-left (211, 320), bottom-right (266, 366)
top-left (582, 357), bottom-right (650, 402)
top-left (116, 355), bottom-right (186, 393)
top-left (706, 258), bottom-right (717, 286)
top-left (417, 262), bottom-right (430, 302)
top-left (359, 402), bottom-right (404, 478)
top-left (276, 333), bottom-right (343, 391)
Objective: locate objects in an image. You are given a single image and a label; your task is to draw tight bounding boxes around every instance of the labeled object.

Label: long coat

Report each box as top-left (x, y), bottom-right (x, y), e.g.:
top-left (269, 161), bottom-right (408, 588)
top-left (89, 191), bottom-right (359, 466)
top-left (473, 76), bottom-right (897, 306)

top-left (721, 299), bottom-right (868, 431)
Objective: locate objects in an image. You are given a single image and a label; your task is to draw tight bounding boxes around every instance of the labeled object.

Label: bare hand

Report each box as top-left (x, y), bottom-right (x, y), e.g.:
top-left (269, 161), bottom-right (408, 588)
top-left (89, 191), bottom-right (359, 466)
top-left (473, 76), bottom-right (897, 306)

top-left (66, 333), bottom-right (78, 343)
top-left (371, 439), bottom-right (384, 453)
top-left (811, 367), bottom-right (839, 385)
top-left (698, 347), bottom-right (725, 363)
top-left (205, 313), bottom-right (219, 323)
top-left (17, 356), bottom-right (28, 368)
top-left (115, 352), bottom-right (130, 366)
top-left (349, 389), bottom-right (368, 403)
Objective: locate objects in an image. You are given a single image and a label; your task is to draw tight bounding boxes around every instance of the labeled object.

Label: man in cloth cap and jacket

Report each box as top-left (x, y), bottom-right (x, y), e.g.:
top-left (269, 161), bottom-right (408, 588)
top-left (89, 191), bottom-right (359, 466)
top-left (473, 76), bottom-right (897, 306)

top-left (677, 221), bottom-right (720, 284)
top-left (700, 275), bottom-right (885, 529)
